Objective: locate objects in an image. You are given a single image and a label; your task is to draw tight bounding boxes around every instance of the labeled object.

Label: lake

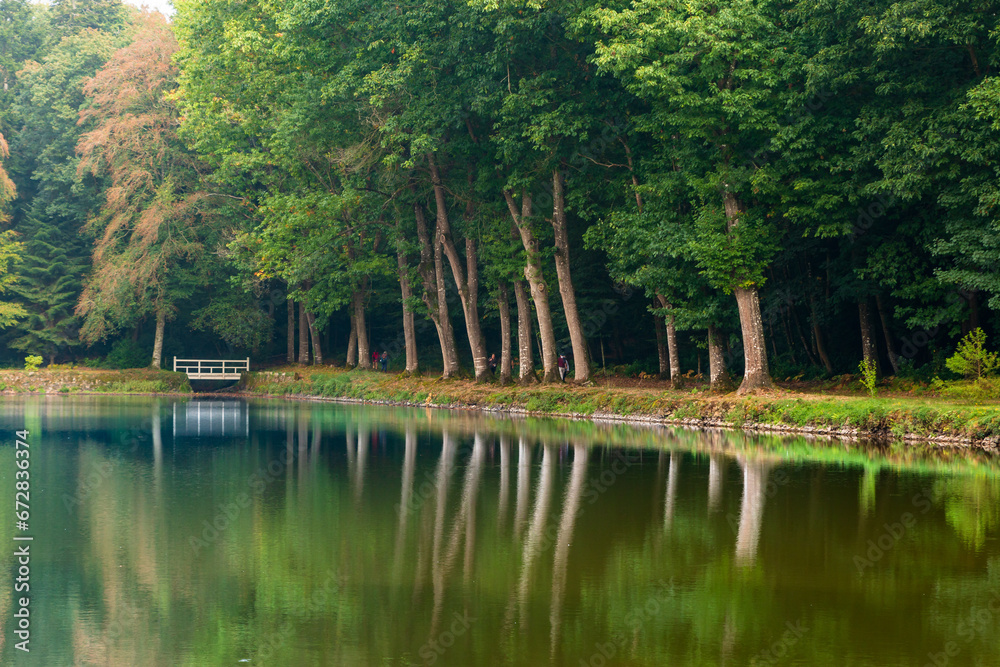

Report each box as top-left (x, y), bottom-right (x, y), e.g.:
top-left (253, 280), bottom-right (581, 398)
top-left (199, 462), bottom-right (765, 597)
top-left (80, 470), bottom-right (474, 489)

top-left (1, 396), bottom-right (998, 666)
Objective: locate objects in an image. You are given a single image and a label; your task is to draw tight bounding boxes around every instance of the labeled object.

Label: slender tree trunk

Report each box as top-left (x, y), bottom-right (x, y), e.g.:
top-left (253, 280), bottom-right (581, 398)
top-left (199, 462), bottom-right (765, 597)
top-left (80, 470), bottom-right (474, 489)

top-left (655, 294), bottom-right (682, 388)
top-left (307, 311), bottom-right (323, 365)
top-left (298, 301), bottom-right (310, 364)
top-left (875, 294), bottom-right (900, 375)
top-left (286, 297), bottom-right (295, 364)
top-left (551, 169), bottom-right (591, 382)
top-left (654, 313), bottom-right (669, 377)
top-left (513, 278), bottom-right (537, 384)
top-left (354, 290), bottom-right (370, 369)
top-left (427, 154), bottom-right (490, 382)
top-left (723, 192), bottom-right (773, 393)
top-left (809, 294), bottom-right (834, 374)
top-left (397, 246), bottom-right (419, 374)
top-left (346, 313), bottom-right (358, 367)
top-left (503, 189), bottom-right (558, 382)
top-left (414, 201), bottom-right (459, 378)
top-left (498, 283), bottom-right (513, 385)
top-left (790, 304), bottom-right (819, 368)
top-left (781, 309), bottom-right (798, 366)
top-left (859, 298), bottom-right (878, 375)
top-left (708, 325), bottom-right (733, 392)
top-left (151, 309), bottom-right (165, 369)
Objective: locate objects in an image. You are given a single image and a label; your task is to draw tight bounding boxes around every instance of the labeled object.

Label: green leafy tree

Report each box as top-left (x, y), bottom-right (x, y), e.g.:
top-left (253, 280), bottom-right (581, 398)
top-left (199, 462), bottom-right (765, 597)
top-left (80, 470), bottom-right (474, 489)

top-left (945, 328), bottom-right (998, 381)
top-left (587, 0), bottom-right (808, 393)
top-left (6, 23), bottom-right (128, 363)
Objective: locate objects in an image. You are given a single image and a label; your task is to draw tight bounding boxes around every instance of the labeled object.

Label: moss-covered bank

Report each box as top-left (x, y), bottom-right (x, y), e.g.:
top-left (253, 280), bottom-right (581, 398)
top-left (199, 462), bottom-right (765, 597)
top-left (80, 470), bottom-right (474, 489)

top-left (237, 367), bottom-right (1000, 450)
top-left (0, 368), bottom-right (192, 394)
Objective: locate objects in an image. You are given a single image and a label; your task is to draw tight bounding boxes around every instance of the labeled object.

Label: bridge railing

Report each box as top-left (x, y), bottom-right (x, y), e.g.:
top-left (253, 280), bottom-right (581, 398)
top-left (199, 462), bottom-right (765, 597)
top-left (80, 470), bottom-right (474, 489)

top-left (173, 358), bottom-right (250, 379)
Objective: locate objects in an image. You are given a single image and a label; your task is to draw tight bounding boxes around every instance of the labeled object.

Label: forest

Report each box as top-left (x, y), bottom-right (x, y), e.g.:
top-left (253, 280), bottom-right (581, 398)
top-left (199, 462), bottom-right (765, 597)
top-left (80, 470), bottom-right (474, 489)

top-left (0, 0), bottom-right (997, 394)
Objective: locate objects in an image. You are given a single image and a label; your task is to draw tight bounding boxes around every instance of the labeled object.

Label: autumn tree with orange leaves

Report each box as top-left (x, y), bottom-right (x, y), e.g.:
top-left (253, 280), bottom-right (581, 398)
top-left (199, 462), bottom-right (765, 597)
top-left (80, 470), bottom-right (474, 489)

top-left (75, 12), bottom-right (213, 369)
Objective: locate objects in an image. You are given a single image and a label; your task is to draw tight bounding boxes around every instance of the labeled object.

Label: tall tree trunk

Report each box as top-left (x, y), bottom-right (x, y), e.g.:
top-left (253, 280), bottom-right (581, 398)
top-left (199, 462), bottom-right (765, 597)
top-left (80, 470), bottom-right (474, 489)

top-left (427, 153), bottom-right (490, 382)
top-left (551, 169), bottom-right (591, 382)
top-left (414, 201), bottom-right (459, 378)
top-left (498, 283), bottom-right (513, 385)
top-left (790, 304), bottom-right (819, 368)
top-left (503, 189), bottom-right (558, 382)
top-left (654, 313), bottom-right (669, 377)
top-left (513, 278), bottom-right (537, 384)
top-left (354, 290), bottom-right (370, 369)
top-left (708, 325), bottom-right (733, 392)
top-left (859, 298), bottom-right (878, 375)
top-left (397, 246), bottom-right (419, 374)
top-left (286, 296), bottom-right (295, 364)
top-left (151, 309), bottom-right (165, 369)
top-left (723, 192), bottom-right (774, 393)
top-left (307, 311), bottom-right (323, 365)
top-left (298, 301), bottom-right (310, 364)
top-left (875, 294), bottom-right (900, 376)
top-left (809, 294), bottom-right (833, 374)
top-left (346, 312), bottom-right (358, 367)
top-left (655, 294), bottom-right (682, 388)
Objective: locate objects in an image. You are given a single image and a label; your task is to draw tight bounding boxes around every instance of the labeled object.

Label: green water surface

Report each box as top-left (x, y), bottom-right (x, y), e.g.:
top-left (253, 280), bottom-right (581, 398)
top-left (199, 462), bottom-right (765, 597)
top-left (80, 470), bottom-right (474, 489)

top-left (0, 396), bottom-right (998, 666)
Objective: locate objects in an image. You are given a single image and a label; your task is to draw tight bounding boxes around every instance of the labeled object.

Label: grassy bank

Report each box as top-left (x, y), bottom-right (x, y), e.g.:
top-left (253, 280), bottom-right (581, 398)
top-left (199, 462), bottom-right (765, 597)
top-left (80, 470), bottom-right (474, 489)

top-left (239, 367), bottom-right (1000, 448)
top-left (0, 368), bottom-right (192, 394)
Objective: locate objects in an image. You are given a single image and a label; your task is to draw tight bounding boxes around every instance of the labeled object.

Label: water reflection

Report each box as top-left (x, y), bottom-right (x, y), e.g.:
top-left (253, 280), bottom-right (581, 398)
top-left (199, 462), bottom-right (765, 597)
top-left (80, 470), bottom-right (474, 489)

top-left (708, 453), bottom-right (724, 513)
top-left (550, 444), bottom-right (588, 660)
top-left (734, 457), bottom-right (770, 567)
top-left (664, 450), bottom-right (680, 532)
top-left (516, 444), bottom-right (556, 631)
top-left (0, 396), bottom-right (999, 667)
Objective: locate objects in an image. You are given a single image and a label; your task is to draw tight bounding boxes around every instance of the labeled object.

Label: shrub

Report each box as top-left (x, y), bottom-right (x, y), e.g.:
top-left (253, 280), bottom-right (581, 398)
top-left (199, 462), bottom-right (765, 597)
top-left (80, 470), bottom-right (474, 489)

top-left (939, 378), bottom-right (1000, 402)
top-left (104, 339), bottom-right (149, 369)
top-left (946, 328), bottom-right (998, 380)
top-left (858, 358), bottom-right (878, 397)
top-left (24, 355), bottom-right (43, 371)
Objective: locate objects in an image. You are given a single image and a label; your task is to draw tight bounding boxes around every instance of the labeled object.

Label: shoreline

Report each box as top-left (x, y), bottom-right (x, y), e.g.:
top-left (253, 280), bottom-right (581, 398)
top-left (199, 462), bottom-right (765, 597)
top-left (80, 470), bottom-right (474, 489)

top-left (224, 372), bottom-right (1000, 452)
top-left (1, 367), bottom-right (997, 452)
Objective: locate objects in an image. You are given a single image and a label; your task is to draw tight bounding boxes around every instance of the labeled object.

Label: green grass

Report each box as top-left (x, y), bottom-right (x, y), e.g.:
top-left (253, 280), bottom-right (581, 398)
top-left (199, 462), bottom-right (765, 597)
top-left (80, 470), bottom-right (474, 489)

top-left (231, 366), bottom-right (1000, 445)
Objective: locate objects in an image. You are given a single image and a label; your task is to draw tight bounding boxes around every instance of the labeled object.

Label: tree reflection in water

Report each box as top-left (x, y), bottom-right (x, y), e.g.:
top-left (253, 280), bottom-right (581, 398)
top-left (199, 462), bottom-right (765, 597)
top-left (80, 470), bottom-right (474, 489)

top-left (1, 397), bottom-right (996, 667)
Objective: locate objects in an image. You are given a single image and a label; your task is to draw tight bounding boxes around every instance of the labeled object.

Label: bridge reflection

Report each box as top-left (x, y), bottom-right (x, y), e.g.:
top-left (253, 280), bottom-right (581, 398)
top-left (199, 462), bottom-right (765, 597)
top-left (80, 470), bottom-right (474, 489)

top-left (171, 400), bottom-right (249, 438)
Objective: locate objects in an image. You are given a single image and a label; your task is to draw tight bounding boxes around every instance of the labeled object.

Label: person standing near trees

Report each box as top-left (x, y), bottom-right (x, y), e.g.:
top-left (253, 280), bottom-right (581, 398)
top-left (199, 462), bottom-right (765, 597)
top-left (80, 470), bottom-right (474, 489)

top-left (558, 354), bottom-right (568, 381)
top-left (380, 350), bottom-right (388, 372)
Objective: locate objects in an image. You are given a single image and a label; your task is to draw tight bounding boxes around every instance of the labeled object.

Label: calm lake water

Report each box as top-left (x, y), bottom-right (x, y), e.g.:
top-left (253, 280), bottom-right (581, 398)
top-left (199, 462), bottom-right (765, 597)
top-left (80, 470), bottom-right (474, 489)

top-left (1, 396), bottom-right (999, 666)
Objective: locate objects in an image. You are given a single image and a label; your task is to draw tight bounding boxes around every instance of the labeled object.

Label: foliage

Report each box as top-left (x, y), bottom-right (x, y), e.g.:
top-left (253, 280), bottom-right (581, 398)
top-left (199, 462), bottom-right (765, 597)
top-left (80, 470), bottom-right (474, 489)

top-left (2, 0), bottom-right (1000, 390)
top-left (23, 353), bottom-right (41, 370)
top-left (102, 338), bottom-right (148, 369)
top-left (945, 328), bottom-right (999, 381)
top-left (858, 358), bottom-right (879, 397)
top-left (75, 12), bottom-right (213, 347)
top-left (0, 229), bottom-right (26, 327)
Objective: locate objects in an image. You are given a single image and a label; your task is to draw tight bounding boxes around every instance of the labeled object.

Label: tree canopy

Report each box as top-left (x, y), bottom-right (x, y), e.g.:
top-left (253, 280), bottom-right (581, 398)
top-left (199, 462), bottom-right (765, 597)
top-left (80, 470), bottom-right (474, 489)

top-left (0, 0), bottom-right (993, 384)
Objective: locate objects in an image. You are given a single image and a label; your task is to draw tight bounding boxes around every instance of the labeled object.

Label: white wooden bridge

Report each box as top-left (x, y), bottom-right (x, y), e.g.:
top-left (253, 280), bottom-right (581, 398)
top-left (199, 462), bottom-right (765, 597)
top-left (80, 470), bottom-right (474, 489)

top-left (173, 358), bottom-right (250, 380)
